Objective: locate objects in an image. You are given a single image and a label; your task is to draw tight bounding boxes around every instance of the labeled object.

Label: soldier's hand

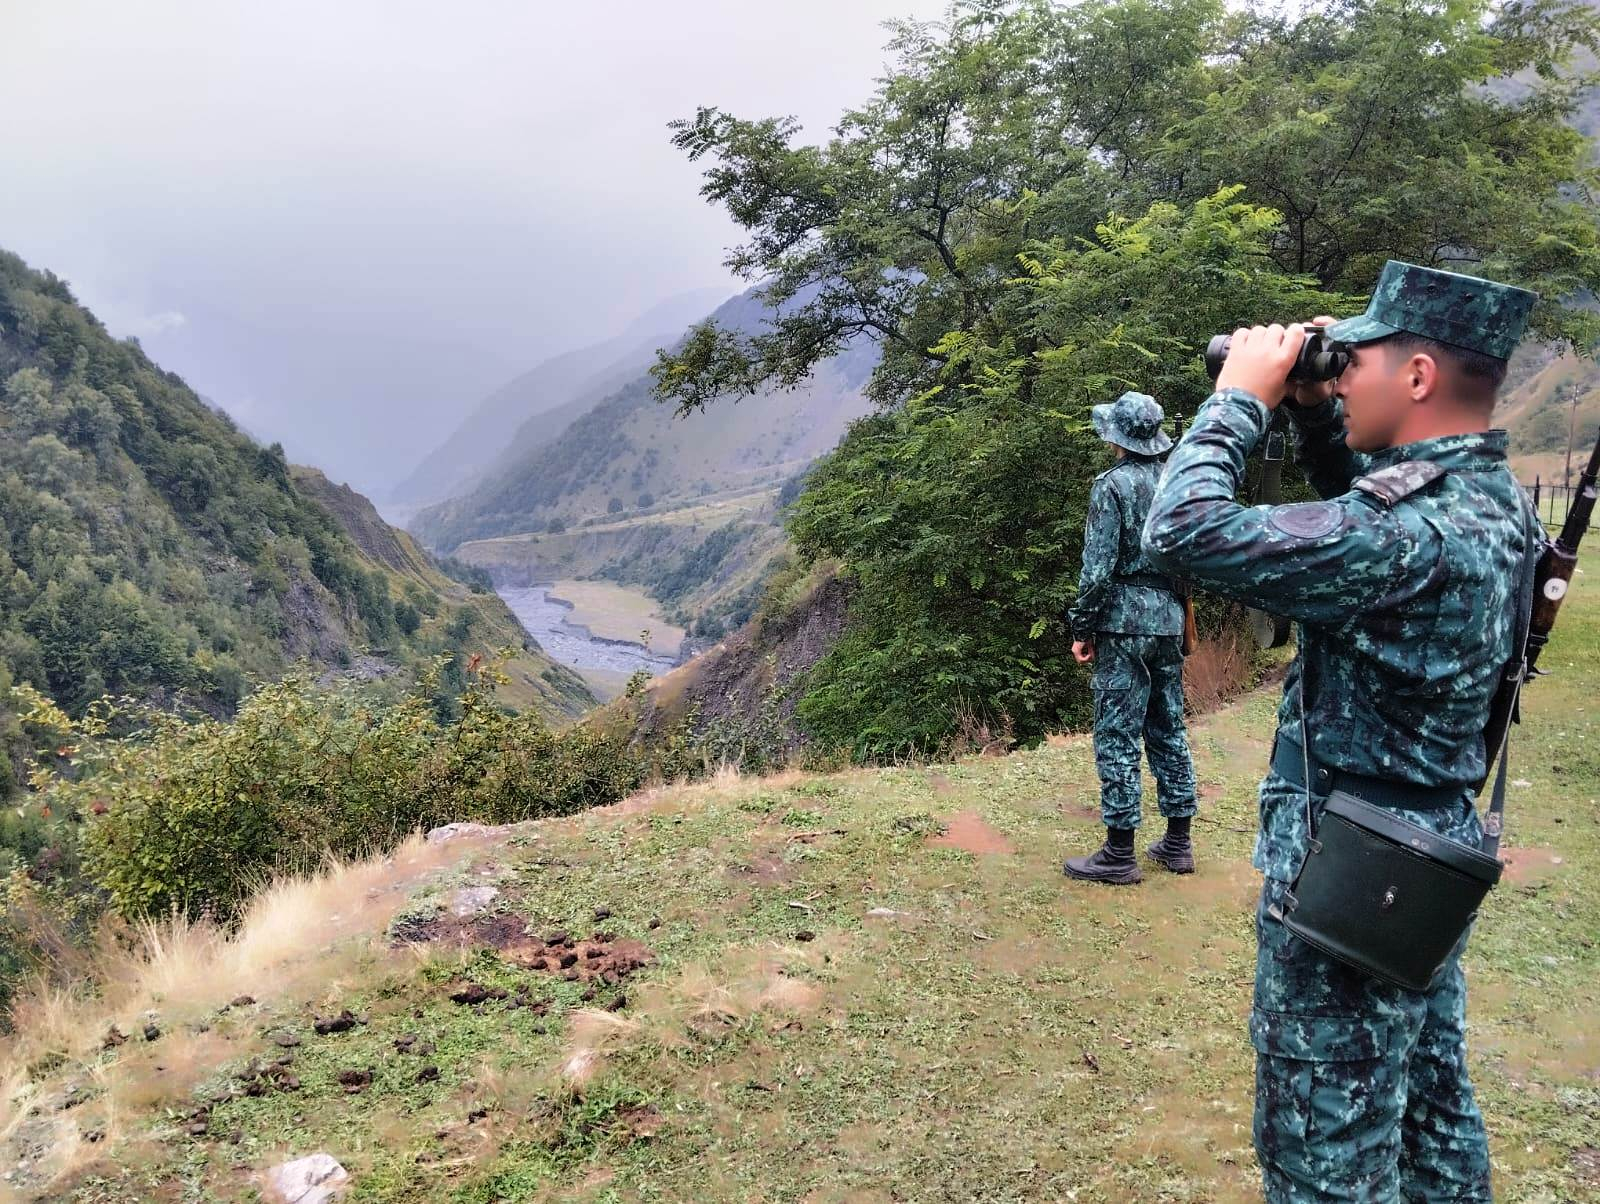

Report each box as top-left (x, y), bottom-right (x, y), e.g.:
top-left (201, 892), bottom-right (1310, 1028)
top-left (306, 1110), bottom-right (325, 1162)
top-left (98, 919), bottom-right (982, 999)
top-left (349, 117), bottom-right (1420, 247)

top-left (1072, 640), bottom-right (1095, 663)
top-left (1287, 317), bottom-right (1338, 409)
top-left (1214, 323), bottom-right (1308, 409)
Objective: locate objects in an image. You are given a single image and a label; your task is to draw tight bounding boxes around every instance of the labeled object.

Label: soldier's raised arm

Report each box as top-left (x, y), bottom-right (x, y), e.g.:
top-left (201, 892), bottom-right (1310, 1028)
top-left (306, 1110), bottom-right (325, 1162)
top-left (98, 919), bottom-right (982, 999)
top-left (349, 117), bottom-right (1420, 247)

top-left (1141, 383), bottom-right (1440, 625)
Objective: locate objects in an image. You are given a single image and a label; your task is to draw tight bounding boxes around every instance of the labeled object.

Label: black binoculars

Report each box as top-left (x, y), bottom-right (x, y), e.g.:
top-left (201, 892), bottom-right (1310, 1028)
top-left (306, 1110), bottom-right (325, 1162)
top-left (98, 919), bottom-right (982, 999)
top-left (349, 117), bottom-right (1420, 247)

top-left (1204, 331), bottom-right (1350, 382)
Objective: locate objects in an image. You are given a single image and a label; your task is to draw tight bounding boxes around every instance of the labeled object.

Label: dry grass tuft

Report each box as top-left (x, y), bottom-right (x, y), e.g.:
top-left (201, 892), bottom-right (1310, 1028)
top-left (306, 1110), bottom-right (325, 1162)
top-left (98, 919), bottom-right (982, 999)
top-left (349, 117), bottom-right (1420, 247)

top-left (4, 835), bottom-right (461, 1068)
top-left (586, 761), bottom-right (820, 825)
top-left (560, 1011), bottom-right (641, 1091)
top-left (0, 1063), bottom-right (37, 1146)
top-left (1182, 627), bottom-right (1257, 715)
top-left (104, 1030), bottom-right (235, 1114)
top-left (0, 830), bottom-right (484, 1192)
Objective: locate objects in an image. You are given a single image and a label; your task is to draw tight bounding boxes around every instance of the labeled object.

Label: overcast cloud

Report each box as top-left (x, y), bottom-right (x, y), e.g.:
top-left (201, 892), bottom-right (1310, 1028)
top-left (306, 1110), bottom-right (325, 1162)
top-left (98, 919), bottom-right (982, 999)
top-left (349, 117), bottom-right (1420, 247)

top-left (0, 0), bottom-right (944, 495)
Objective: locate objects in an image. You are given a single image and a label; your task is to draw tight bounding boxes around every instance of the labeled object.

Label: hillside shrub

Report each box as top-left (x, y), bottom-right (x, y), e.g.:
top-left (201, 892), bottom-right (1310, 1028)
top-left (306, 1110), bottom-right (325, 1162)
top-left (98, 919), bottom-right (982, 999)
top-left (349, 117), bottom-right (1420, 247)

top-left (14, 664), bottom-right (699, 923)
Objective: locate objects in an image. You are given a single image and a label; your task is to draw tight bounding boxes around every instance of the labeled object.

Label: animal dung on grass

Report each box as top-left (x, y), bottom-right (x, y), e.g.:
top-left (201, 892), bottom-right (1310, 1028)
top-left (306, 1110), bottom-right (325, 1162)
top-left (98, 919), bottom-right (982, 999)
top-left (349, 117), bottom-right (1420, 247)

top-left (448, 983), bottom-right (507, 1005)
top-left (312, 1009), bottom-right (362, 1036)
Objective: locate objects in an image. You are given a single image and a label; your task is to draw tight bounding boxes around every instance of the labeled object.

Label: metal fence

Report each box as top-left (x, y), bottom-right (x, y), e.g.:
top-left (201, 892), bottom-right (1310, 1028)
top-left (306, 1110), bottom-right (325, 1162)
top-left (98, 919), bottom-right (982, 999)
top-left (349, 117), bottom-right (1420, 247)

top-left (1524, 477), bottom-right (1597, 529)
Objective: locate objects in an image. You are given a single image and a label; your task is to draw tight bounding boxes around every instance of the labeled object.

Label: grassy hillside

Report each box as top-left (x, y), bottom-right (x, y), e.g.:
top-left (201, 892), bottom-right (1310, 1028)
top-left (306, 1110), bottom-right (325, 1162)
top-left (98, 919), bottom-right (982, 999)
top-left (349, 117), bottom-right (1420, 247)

top-left (1500, 350), bottom-right (1600, 484)
top-left (7, 572), bottom-right (1596, 1201)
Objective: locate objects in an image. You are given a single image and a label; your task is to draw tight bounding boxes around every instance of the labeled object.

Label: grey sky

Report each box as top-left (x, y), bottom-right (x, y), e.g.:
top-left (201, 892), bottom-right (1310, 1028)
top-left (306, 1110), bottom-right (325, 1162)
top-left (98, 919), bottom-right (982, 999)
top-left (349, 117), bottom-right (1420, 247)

top-left (0, 0), bottom-right (944, 496)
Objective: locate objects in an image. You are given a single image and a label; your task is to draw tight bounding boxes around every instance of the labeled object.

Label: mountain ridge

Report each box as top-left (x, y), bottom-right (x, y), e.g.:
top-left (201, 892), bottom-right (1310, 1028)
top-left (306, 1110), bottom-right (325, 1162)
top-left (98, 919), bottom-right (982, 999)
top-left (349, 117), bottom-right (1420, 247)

top-left (409, 285), bottom-right (877, 553)
top-left (386, 287), bottom-right (731, 512)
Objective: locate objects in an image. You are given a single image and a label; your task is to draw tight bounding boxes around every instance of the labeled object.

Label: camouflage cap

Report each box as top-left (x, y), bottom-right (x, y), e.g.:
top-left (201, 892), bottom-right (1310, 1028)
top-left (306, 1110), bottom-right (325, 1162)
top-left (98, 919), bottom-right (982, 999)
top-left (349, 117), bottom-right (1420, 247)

top-left (1091, 390), bottom-right (1172, 456)
top-left (1325, 260), bottom-right (1536, 361)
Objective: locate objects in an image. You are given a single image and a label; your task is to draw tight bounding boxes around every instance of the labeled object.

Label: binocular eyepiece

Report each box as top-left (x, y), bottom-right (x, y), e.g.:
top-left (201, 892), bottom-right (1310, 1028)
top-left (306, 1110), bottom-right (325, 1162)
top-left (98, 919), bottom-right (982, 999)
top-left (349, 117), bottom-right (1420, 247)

top-left (1204, 331), bottom-right (1350, 383)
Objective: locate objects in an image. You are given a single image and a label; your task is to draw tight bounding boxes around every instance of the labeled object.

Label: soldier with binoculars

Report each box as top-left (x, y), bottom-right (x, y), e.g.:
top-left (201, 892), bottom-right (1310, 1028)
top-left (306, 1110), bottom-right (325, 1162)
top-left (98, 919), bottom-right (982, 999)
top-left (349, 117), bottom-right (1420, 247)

top-left (1131, 260), bottom-right (1537, 1201)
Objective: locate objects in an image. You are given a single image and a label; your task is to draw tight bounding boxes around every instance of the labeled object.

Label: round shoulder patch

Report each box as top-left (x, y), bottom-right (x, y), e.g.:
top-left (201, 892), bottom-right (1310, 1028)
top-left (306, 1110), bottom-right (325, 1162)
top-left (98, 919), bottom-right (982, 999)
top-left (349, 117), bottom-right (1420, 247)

top-left (1269, 501), bottom-right (1345, 540)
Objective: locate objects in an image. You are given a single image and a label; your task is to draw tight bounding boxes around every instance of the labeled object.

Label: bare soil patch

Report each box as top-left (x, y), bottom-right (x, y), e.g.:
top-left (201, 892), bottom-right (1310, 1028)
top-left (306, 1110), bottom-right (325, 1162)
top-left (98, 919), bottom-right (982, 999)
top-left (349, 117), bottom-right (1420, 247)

top-left (926, 811), bottom-right (1014, 855)
top-left (1060, 798), bottom-right (1102, 821)
top-left (1573, 1146), bottom-right (1600, 1188)
top-left (1500, 845), bottom-right (1564, 883)
top-left (727, 852), bottom-right (793, 885)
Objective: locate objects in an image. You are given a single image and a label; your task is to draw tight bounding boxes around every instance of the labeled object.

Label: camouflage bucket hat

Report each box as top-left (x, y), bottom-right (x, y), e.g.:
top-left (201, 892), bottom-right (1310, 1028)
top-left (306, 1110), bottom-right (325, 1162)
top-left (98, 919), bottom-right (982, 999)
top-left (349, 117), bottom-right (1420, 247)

top-left (1091, 390), bottom-right (1172, 456)
top-left (1325, 260), bottom-right (1537, 361)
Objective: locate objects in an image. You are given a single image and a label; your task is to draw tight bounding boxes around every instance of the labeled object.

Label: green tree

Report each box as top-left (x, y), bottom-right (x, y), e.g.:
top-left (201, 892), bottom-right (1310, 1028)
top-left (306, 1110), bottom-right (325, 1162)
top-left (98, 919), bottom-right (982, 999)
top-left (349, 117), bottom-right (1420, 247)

top-left (1163, 0), bottom-right (1600, 339)
top-left (791, 192), bottom-right (1337, 754)
top-left (655, 0), bottom-right (1225, 415)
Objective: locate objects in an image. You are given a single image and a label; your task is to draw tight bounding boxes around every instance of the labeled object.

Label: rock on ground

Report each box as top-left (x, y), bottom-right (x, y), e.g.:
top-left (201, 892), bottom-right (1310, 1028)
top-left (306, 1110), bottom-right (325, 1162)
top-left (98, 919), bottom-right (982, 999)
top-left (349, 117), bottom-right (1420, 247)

top-left (449, 885), bottom-right (500, 917)
top-left (265, 1153), bottom-right (348, 1203)
top-left (424, 822), bottom-right (517, 844)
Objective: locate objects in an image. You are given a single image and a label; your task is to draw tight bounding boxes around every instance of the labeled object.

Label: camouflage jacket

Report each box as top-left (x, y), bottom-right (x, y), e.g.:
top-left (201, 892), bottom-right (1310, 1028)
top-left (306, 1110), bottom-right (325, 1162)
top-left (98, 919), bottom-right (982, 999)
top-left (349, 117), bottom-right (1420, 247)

top-left (1143, 389), bottom-right (1533, 871)
top-left (1068, 458), bottom-right (1184, 640)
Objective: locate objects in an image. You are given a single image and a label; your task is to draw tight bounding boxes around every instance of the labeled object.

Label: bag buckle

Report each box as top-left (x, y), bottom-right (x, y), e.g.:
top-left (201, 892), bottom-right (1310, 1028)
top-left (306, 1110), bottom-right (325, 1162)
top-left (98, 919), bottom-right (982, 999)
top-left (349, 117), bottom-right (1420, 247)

top-left (1266, 892), bottom-right (1299, 923)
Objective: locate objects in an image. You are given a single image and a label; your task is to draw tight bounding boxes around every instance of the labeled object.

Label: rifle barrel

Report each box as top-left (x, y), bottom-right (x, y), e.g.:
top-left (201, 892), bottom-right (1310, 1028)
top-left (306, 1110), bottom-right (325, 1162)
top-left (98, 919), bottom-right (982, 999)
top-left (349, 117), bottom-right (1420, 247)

top-left (1557, 430), bottom-right (1600, 552)
top-left (1585, 427), bottom-right (1600, 483)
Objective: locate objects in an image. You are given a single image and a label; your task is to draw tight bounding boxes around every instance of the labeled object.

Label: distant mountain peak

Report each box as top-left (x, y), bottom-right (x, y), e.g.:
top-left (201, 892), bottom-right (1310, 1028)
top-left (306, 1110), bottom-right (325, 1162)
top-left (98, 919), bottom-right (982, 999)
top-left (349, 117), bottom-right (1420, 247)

top-left (620, 285), bottom-right (732, 340)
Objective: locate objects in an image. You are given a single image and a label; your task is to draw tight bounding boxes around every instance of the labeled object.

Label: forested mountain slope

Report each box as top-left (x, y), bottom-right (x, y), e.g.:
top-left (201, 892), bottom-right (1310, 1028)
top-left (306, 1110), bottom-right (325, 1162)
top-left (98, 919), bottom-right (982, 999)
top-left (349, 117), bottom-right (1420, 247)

top-left (0, 249), bottom-right (592, 724)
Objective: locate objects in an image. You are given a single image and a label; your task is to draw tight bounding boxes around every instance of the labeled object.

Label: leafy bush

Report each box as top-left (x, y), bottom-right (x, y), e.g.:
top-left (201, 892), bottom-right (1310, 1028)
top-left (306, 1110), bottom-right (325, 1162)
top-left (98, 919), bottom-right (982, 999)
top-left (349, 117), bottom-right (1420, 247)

top-left (17, 664), bottom-right (698, 922)
top-left (788, 193), bottom-right (1338, 757)
top-left (434, 554), bottom-right (496, 594)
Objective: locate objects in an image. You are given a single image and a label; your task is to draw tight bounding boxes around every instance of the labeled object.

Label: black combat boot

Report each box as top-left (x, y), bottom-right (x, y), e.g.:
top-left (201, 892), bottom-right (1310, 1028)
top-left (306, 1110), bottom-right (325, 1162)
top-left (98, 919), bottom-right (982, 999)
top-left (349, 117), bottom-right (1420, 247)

top-left (1146, 816), bottom-right (1195, 874)
top-left (1064, 827), bottom-right (1142, 885)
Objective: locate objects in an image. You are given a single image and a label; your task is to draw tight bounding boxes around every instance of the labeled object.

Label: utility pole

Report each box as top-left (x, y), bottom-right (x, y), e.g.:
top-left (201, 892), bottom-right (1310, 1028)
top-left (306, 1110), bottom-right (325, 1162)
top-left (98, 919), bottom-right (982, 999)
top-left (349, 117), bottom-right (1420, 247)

top-left (1564, 386), bottom-right (1581, 491)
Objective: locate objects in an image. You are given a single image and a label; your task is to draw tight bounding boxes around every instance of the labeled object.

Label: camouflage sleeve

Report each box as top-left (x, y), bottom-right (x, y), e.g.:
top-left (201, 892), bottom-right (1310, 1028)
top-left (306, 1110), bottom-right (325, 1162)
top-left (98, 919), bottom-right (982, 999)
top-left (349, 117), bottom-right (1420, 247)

top-left (1142, 389), bottom-right (1439, 625)
top-left (1067, 475), bottom-right (1120, 639)
top-left (1285, 396), bottom-right (1374, 499)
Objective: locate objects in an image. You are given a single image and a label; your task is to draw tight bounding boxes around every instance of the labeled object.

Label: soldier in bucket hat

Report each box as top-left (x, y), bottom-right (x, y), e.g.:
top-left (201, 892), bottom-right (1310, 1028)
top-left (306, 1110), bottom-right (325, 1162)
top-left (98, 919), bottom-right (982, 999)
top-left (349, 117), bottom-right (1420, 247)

top-left (1064, 390), bottom-right (1199, 885)
top-left (1142, 261), bottom-right (1539, 1200)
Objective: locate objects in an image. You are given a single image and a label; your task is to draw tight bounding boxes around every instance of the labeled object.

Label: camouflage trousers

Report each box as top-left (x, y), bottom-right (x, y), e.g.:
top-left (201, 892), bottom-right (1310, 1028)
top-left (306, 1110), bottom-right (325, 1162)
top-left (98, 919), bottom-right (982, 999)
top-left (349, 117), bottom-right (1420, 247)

top-left (1090, 633), bottom-right (1197, 830)
top-left (1253, 771), bottom-right (1492, 1201)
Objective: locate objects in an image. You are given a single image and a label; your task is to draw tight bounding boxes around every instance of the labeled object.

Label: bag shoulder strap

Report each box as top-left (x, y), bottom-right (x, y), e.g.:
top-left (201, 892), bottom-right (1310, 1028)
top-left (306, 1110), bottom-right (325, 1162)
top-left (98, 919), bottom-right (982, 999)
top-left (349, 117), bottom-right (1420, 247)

top-left (1479, 497), bottom-right (1543, 858)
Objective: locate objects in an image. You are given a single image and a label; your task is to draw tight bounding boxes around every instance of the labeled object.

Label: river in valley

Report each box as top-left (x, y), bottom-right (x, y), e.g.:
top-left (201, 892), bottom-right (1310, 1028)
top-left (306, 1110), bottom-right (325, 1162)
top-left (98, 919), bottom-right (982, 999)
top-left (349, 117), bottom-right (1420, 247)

top-left (497, 584), bottom-right (679, 680)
